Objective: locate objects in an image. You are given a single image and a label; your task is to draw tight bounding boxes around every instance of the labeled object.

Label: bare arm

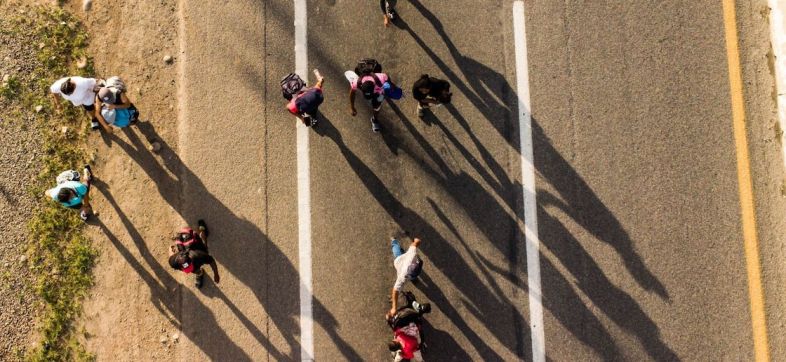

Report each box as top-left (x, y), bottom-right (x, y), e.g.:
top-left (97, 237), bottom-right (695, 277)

top-left (209, 259), bottom-right (220, 283)
top-left (313, 69), bottom-right (324, 89)
top-left (349, 89), bottom-right (357, 116)
top-left (388, 288), bottom-right (399, 318)
top-left (50, 93), bottom-right (62, 111)
top-left (93, 97), bottom-right (113, 133)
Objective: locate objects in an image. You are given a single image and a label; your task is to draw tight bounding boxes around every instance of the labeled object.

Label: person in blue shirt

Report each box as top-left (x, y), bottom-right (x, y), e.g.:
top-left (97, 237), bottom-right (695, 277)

top-left (45, 165), bottom-right (94, 221)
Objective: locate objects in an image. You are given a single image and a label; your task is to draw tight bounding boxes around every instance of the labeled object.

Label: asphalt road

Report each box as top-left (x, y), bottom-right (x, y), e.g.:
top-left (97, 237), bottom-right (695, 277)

top-left (169, 0), bottom-right (786, 360)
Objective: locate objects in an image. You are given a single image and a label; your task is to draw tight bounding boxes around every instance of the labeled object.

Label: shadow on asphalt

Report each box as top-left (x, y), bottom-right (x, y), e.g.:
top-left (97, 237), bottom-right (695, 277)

top-left (99, 122), bottom-right (361, 361)
top-left (405, 1), bottom-right (676, 360)
top-left (313, 115), bottom-right (527, 361)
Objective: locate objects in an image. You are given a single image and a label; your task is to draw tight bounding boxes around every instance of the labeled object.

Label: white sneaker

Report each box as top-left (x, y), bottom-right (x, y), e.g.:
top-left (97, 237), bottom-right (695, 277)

top-left (371, 118), bottom-right (382, 133)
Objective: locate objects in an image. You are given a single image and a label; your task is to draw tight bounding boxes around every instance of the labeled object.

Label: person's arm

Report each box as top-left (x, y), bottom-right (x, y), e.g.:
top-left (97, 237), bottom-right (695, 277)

top-left (93, 97), bottom-right (113, 134)
top-left (313, 69), bottom-right (324, 89)
top-left (349, 89), bottom-right (357, 116)
top-left (50, 93), bottom-right (62, 112)
top-left (388, 287), bottom-right (399, 317)
top-left (209, 258), bottom-right (220, 283)
top-left (44, 189), bottom-right (54, 199)
top-left (112, 92), bottom-right (132, 109)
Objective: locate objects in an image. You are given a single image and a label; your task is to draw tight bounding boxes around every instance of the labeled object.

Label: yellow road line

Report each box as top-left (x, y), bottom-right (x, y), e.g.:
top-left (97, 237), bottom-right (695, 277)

top-left (722, 1), bottom-right (771, 361)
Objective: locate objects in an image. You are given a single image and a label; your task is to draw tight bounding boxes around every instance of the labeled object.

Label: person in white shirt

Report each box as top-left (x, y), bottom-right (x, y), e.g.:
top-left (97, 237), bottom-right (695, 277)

top-left (49, 76), bottom-right (106, 132)
top-left (388, 237), bottom-right (423, 318)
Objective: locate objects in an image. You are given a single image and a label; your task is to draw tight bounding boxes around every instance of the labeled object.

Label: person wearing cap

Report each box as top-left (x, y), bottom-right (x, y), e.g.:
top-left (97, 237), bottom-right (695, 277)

top-left (349, 71), bottom-right (397, 133)
top-left (49, 76), bottom-right (100, 129)
top-left (168, 220), bottom-right (220, 288)
top-left (95, 83), bottom-right (138, 131)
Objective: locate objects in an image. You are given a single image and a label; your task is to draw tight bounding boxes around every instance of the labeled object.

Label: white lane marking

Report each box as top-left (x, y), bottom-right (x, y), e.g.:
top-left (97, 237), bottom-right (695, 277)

top-left (768, 0), bottom-right (786, 171)
top-left (294, 0), bottom-right (314, 360)
top-left (513, 1), bottom-right (545, 361)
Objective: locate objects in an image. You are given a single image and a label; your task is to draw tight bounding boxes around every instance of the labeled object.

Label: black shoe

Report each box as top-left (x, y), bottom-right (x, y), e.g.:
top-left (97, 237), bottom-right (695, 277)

top-left (194, 272), bottom-right (204, 288)
top-left (197, 219), bottom-right (209, 238)
top-left (91, 118), bottom-right (100, 130)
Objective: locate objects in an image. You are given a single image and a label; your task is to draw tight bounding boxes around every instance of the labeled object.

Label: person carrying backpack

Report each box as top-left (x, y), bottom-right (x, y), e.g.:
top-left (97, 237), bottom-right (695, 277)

top-left (386, 291), bottom-right (430, 361)
top-left (347, 59), bottom-right (402, 133)
top-left (94, 76), bottom-right (140, 131)
top-left (412, 74), bottom-right (452, 118)
top-left (387, 237), bottom-right (424, 318)
top-left (283, 69), bottom-right (325, 127)
top-left (168, 220), bottom-right (220, 288)
top-left (44, 165), bottom-right (94, 221)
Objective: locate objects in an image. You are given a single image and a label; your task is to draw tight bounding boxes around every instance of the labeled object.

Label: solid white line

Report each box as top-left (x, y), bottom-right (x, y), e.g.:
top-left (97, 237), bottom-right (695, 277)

top-left (513, 1), bottom-right (545, 361)
top-left (294, 0), bottom-right (314, 360)
top-left (768, 0), bottom-right (786, 171)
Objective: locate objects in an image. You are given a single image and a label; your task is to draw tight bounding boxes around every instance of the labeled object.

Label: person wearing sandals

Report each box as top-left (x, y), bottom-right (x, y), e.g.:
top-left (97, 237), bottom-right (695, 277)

top-left (168, 220), bottom-right (220, 288)
top-left (45, 165), bottom-right (94, 221)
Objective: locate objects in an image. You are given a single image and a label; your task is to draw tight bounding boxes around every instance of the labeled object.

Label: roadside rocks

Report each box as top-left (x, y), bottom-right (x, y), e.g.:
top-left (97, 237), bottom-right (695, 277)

top-left (83, 0), bottom-right (93, 12)
top-left (163, 55), bottom-right (173, 65)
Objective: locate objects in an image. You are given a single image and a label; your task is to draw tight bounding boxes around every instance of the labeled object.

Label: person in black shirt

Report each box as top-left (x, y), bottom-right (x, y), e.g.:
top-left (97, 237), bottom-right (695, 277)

top-left (168, 220), bottom-right (220, 288)
top-left (411, 74), bottom-right (452, 118)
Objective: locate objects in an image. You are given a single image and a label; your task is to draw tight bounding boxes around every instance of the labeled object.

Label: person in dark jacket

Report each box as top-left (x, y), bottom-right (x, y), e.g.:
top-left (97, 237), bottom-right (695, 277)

top-left (412, 74), bottom-right (452, 117)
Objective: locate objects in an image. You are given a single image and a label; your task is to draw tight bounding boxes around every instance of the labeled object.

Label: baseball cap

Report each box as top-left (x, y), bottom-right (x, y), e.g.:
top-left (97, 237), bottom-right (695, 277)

top-left (98, 87), bottom-right (118, 104)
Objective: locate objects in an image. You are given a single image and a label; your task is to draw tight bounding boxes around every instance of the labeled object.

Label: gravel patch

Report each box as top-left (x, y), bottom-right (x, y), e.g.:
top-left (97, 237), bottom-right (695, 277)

top-left (0, 3), bottom-right (47, 360)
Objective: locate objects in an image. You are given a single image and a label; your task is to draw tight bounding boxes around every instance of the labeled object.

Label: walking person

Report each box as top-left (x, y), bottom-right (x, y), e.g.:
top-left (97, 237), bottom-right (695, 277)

top-left (387, 237), bottom-right (424, 318)
top-left (283, 69), bottom-right (325, 127)
top-left (380, 0), bottom-right (398, 27)
top-left (49, 76), bottom-right (103, 131)
top-left (45, 165), bottom-right (94, 221)
top-left (168, 220), bottom-right (220, 288)
top-left (347, 59), bottom-right (402, 133)
top-left (412, 74), bottom-right (452, 118)
top-left (94, 76), bottom-right (140, 131)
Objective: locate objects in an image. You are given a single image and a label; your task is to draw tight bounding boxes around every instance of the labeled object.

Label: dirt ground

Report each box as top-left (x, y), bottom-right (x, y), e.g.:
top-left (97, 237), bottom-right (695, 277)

top-left (62, 0), bottom-right (185, 359)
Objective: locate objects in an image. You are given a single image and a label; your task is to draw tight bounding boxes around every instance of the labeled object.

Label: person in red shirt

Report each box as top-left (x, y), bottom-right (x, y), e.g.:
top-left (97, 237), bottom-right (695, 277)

top-left (286, 69), bottom-right (324, 127)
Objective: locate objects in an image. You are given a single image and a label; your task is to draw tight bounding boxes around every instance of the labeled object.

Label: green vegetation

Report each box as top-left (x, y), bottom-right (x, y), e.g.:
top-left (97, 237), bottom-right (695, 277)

top-left (1, 5), bottom-right (97, 362)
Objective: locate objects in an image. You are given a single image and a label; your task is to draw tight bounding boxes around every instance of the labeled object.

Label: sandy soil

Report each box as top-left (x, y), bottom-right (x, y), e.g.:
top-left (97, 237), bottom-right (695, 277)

top-left (63, 0), bottom-right (185, 360)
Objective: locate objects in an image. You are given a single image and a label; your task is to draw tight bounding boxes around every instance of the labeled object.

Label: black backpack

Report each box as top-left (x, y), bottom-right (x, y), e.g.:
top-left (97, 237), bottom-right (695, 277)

top-left (281, 73), bottom-right (306, 100)
top-left (355, 58), bottom-right (382, 76)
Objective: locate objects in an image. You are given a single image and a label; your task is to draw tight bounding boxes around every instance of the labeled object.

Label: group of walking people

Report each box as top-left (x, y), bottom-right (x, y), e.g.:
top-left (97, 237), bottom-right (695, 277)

top-left (44, 1), bottom-right (443, 359)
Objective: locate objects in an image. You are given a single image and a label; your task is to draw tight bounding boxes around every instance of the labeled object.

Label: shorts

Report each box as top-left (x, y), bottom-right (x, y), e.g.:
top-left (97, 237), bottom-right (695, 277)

top-left (367, 94), bottom-right (384, 111)
top-left (82, 104), bottom-right (95, 112)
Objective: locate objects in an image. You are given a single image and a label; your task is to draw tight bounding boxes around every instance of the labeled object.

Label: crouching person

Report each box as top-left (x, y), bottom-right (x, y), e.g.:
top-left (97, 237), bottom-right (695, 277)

top-left (168, 220), bottom-right (220, 288)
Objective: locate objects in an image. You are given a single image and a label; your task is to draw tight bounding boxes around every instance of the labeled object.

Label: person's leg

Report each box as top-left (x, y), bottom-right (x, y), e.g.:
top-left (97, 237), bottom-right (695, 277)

top-left (83, 104), bottom-right (99, 130)
top-left (194, 268), bottom-right (205, 288)
top-left (371, 98), bottom-right (383, 132)
top-left (391, 238), bottom-right (404, 259)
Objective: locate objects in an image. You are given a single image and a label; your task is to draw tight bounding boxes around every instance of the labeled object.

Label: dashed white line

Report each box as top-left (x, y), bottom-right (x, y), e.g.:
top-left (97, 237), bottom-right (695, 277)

top-left (513, 1), bottom-right (545, 361)
top-left (294, 0), bottom-right (314, 360)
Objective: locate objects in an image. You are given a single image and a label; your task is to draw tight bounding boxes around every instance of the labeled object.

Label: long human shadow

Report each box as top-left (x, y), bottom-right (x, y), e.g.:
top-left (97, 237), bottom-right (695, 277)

top-left (530, 118), bottom-right (669, 299)
top-left (407, 0), bottom-right (670, 326)
top-left (313, 116), bottom-right (526, 360)
top-left (105, 124), bottom-right (361, 361)
top-left (403, 0), bottom-right (517, 147)
top-left (92, 180), bottom-right (262, 361)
